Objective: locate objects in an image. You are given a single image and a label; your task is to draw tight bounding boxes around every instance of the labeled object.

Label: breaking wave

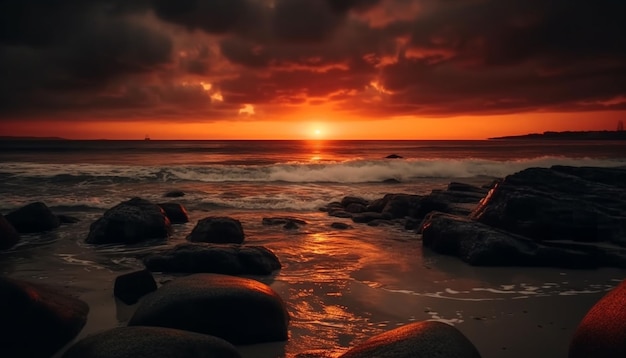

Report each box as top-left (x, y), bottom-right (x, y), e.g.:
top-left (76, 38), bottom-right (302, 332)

top-left (1, 156), bottom-right (623, 184)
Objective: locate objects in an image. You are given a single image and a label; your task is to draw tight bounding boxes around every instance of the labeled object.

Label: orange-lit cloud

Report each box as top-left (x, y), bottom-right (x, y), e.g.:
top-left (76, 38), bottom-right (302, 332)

top-left (0, 0), bottom-right (625, 139)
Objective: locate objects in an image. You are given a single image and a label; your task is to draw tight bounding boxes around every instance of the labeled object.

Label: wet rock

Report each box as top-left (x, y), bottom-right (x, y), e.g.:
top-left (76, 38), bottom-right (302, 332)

top-left (419, 212), bottom-right (620, 268)
top-left (382, 178), bottom-right (401, 184)
top-left (62, 326), bottom-right (241, 358)
top-left (569, 279), bottom-right (626, 358)
top-left (329, 210), bottom-right (352, 219)
top-left (262, 217), bottom-right (307, 227)
top-left (365, 197), bottom-right (389, 213)
top-left (330, 222), bottom-right (352, 230)
top-left (382, 194), bottom-right (421, 218)
top-left (0, 213), bottom-right (19, 250)
top-left (471, 166), bottom-right (626, 246)
top-left (114, 269), bottom-right (157, 305)
top-left (5, 202), bottom-right (60, 233)
top-left (0, 277), bottom-right (89, 358)
top-left (319, 202), bottom-right (343, 212)
top-left (345, 203), bottom-right (366, 213)
top-left (385, 154), bottom-right (403, 159)
top-left (352, 212), bottom-right (392, 224)
top-left (144, 243), bottom-right (281, 275)
top-left (86, 197), bottom-right (171, 245)
top-left (341, 196), bottom-right (369, 208)
top-left (339, 321), bottom-right (481, 358)
top-left (164, 190), bottom-right (185, 198)
top-left (128, 273), bottom-right (290, 345)
top-left (157, 203), bottom-right (189, 224)
top-left (187, 217), bottom-right (244, 244)
top-left (58, 214), bottom-right (80, 224)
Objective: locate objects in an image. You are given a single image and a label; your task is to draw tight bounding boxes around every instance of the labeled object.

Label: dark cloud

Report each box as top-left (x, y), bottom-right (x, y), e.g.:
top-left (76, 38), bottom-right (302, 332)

top-left (1, 0), bottom-right (625, 121)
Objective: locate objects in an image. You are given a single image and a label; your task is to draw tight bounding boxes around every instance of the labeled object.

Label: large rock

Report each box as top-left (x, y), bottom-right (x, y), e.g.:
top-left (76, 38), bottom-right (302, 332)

top-left (86, 197), bottom-right (171, 245)
top-left (128, 274), bottom-right (289, 345)
top-left (381, 194), bottom-right (421, 218)
top-left (569, 279), bottom-right (626, 358)
top-left (339, 321), bottom-right (481, 358)
top-left (114, 269), bottom-right (157, 305)
top-left (157, 203), bottom-right (189, 224)
top-left (187, 217), bottom-right (244, 244)
top-left (471, 166), bottom-right (626, 246)
top-left (5, 202), bottom-right (60, 233)
top-left (419, 212), bottom-right (623, 268)
top-left (62, 326), bottom-right (241, 358)
top-left (0, 214), bottom-right (19, 250)
top-left (0, 277), bottom-right (89, 358)
top-left (144, 243), bottom-right (281, 275)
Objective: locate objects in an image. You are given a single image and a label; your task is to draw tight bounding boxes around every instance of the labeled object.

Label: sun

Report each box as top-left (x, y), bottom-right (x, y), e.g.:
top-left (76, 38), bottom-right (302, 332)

top-left (314, 129), bottom-right (322, 136)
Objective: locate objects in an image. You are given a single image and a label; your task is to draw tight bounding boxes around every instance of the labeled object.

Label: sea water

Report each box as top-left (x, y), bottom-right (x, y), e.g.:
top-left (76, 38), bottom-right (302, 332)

top-left (1, 139), bottom-right (626, 357)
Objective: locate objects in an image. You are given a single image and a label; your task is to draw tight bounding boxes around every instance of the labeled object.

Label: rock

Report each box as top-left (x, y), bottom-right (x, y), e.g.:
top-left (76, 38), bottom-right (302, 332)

top-left (262, 217), bottom-right (307, 226)
top-left (341, 196), bottom-right (369, 208)
top-left (144, 243), bottom-right (281, 275)
top-left (419, 212), bottom-right (616, 268)
top-left (58, 214), bottom-right (80, 224)
top-left (114, 269), bottom-right (158, 305)
top-left (86, 197), bottom-right (172, 245)
top-left (0, 214), bottom-right (20, 250)
top-left (447, 182), bottom-right (489, 194)
top-left (128, 273), bottom-right (290, 345)
top-left (283, 221), bottom-right (299, 230)
top-left (345, 203), bottom-right (366, 213)
top-left (5, 202), bottom-right (60, 233)
top-left (382, 194), bottom-right (421, 218)
top-left (365, 197), bottom-right (389, 213)
top-left (330, 222), bottom-right (352, 230)
top-left (0, 277), bottom-right (89, 358)
top-left (382, 178), bottom-right (401, 184)
top-left (157, 203), bottom-right (189, 224)
top-left (471, 166), bottom-right (626, 246)
top-left (62, 326), bottom-right (241, 358)
top-left (339, 321), bottom-right (481, 358)
top-left (569, 279), bottom-right (626, 358)
top-left (187, 217), bottom-right (244, 244)
top-left (385, 154), bottom-right (403, 159)
top-left (164, 190), bottom-right (185, 198)
top-left (352, 212), bottom-right (392, 224)
top-left (319, 202), bottom-right (343, 212)
top-left (329, 210), bottom-right (353, 219)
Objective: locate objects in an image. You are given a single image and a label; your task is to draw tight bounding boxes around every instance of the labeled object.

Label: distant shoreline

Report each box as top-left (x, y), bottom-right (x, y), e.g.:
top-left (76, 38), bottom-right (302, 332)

top-left (489, 130), bottom-right (626, 140)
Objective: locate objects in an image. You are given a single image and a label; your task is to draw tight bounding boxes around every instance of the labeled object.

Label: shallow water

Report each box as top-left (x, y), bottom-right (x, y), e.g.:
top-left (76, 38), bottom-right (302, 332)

top-left (2, 208), bottom-right (624, 358)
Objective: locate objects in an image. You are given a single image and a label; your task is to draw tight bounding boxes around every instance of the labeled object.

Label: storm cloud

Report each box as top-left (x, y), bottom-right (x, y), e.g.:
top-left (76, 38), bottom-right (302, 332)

top-left (0, 0), bottom-right (624, 121)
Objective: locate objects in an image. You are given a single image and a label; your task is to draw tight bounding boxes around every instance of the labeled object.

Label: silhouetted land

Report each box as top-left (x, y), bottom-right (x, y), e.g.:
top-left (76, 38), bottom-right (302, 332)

top-left (490, 130), bottom-right (626, 140)
top-left (0, 136), bottom-right (67, 141)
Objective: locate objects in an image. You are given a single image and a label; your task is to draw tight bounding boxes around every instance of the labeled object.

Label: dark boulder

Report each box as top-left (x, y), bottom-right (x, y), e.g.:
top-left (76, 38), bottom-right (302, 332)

top-left (345, 203), bottom-right (366, 213)
top-left (385, 154), bottom-right (403, 159)
top-left (471, 166), bottom-right (626, 246)
top-left (58, 214), bottom-right (80, 224)
top-left (62, 326), bottom-right (241, 358)
top-left (382, 194), bottom-right (421, 218)
top-left (382, 178), bottom-right (401, 184)
top-left (144, 243), bottom-right (281, 275)
top-left (419, 212), bottom-right (617, 268)
top-left (157, 203), bottom-right (189, 224)
top-left (569, 279), bottom-right (626, 358)
top-left (86, 197), bottom-right (171, 245)
top-left (341, 196), bottom-right (369, 208)
top-left (365, 197), bottom-right (389, 213)
top-left (319, 202), bottom-right (343, 212)
top-left (0, 214), bottom-right (20, 250)
top-left (329, 210), bottom-right (353, 219)
top-left (128, 273), bottom-right (290, 345)
top-left (5, 202), bottom-right (60, 233)
top-left (164, 190), bottom-right (185, 198)
top-left (339, 321), bottom-right (481, 358)
top-left (114, 269), bottom-right (158, 305)
top-left (187, 217), bottom-right (244, 244)
top-left (330, 222), bottom-right (352, 230)
top-left (352, 212), bottom-right (392, 224)
top-left (262, 217), bottom-right (307, 228)
top-left (0, 277), bottom-right (89, 358)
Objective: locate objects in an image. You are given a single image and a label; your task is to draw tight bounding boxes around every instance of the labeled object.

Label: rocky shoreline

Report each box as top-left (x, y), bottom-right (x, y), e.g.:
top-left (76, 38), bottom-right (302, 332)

top-left (1, 165), bottom-right (626, 357)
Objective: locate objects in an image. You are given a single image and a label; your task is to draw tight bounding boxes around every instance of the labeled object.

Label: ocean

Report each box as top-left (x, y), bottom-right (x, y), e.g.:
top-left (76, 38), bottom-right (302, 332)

top-left (1, 139), bottom-right (626, 357)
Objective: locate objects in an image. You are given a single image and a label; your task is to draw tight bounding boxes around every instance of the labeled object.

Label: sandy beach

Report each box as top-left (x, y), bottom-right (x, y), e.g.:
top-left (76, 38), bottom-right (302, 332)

top-left (3, 209), bottom-right (622, 358)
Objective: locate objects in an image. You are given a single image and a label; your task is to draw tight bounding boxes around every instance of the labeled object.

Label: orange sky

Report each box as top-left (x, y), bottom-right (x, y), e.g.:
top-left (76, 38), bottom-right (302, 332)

top-left (1, 0), bottom-right (625, 140)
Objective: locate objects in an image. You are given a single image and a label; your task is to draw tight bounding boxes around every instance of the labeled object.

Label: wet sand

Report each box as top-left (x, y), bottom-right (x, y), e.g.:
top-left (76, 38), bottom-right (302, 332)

top-left (2, 210), bottom-right (623, 358)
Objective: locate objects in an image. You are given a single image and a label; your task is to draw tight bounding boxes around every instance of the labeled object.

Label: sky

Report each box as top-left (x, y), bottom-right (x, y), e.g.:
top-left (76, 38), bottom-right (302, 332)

top-left (1, 0), bottom-right (625, 140)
